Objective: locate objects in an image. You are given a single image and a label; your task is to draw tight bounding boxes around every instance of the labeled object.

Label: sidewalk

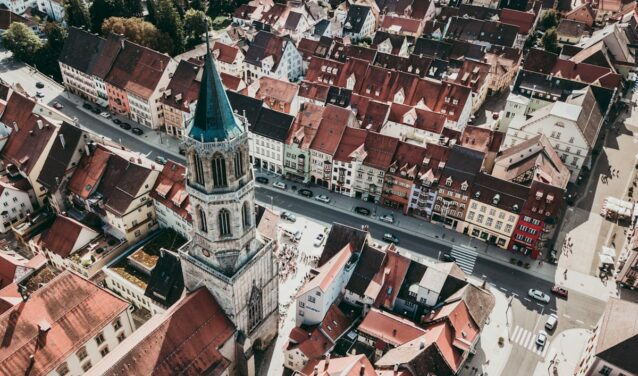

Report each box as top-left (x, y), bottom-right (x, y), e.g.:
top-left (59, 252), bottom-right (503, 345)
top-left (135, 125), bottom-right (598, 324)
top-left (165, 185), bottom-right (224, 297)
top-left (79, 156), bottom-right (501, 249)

top-left (533, 328), bottom-right (590, 376)
top-left (257, 172), bottom-right (558, 283)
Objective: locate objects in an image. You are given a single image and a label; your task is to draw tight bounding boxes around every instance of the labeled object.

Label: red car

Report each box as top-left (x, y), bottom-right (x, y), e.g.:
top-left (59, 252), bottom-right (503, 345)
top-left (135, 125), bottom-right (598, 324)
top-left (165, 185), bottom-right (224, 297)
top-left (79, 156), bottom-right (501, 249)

top-left (551, 286), bottom-right (568, 299)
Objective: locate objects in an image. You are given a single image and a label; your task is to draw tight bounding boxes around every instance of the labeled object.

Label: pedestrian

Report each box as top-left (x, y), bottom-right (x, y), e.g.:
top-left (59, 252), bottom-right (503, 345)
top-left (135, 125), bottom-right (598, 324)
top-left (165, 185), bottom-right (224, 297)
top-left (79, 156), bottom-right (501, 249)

top-left (564, 269), bottom-right (568, 279)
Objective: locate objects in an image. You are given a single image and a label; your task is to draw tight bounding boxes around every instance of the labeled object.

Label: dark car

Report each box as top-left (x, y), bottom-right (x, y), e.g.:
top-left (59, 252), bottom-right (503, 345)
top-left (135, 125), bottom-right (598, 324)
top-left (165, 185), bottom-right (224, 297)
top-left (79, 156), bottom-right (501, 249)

top-left (35, 82), bottom-right (44, 89)
top-left (441, 253), bottom-right (456, 262)
top-left (119, 122), bottom-right (132, 130)
top-left (91, 107), bottom-right (101, 114)
top-left (551, 286), bottom-right (569, 299)
top-left (131, 127), bottom-right (144, 135)
top-left (256, 176), bottom-right (269, 184)
top-left (82, 103), bottom-right (93, 110)
top-left (298, 188), bottom-right (313, 197)
top-left (354, 207), bottom-right (371, 216)
top-left (382, 233), bottom-right (399, 244)
top-left (112, 118), bottom-right (122, 125)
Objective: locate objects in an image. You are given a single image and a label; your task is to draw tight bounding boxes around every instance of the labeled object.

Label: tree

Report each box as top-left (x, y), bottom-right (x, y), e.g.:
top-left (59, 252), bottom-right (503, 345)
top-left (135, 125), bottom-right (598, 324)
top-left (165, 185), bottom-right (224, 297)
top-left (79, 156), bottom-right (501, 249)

top-left (540, 10), bottom-right (558, 30)
top-left (2, 22), bottom-right (42, 64)
top-left (154, 0), bottom-right (185, 54)
top-left (90, 0), bottom-right (127, 32)
top-left (190, 0), bottom-right (204, 11)
top-left (146, 0), bottom-right (157, 24)
top-left (184, 9), bottom-right (208, 47)
top-left (102, 17), bottom-right (167, 50)
top-left (35, 22), bottom-right (68, 80)
top-left (64, 0), bottom-right (91, 29)
top-left (542, 28), bottom-right (559, 53)
top-left (124, 0), bottom-right (143, 16)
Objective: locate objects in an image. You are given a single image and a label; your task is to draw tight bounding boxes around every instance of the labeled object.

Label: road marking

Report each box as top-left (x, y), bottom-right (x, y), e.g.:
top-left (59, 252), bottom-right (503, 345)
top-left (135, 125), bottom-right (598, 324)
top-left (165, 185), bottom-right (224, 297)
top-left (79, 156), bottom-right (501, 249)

top-left (512, 292), bottom-right (518, 297)
top-left (500, 287), bottom-right (508, 292)
top-left (563, 314), bottom-right (572, 319)
top-left (576, 319), bottom-right (584, 325)
top-left (536, 303), bottom-right (544, 308)
top-left (542, 345), bottom-right (549, 357)
top-left (524, 298), bottom-right (531, 302)
top-left (550, 308), bottom-right (557, 313)
top-left (521, 331), bottom-right (532, 348)
top-left (512, 326), bottom-right (523, 342)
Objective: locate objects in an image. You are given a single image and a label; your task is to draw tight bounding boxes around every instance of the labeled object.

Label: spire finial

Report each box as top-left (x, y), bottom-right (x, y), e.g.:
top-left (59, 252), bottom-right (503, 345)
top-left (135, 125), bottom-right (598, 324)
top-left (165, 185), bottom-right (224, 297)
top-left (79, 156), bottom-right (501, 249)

top-left (205, 18), bottom-right (211, 51)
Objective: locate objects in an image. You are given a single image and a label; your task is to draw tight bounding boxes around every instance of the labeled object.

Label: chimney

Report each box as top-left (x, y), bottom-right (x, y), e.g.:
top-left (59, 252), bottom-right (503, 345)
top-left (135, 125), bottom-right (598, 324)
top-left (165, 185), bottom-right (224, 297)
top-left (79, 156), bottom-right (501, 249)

top-left (59, 134), bottom-right (65, 149)
top-left (313, 366), bottom-right (319, 376)
top-left (419, 341), bottom-right (425, 349)
top-left (55, 176), bottom-right (60, 186)
top-left (12, 122), bottom-right (18, 132)
top-left (36, 120), bottom-right (43, 129)
top-left (121, 38), bottom-right (125, 49)
top-left (84, 143), bottom-right (91, 156)
top-left (359, 364), bottom-right (366, 376)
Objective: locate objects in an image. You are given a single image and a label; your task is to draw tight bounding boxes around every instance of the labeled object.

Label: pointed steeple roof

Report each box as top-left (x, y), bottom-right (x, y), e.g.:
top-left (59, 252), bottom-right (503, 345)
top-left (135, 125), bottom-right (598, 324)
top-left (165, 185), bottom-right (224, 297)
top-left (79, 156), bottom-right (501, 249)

top-left (188, 31), bottom-right (242, 142)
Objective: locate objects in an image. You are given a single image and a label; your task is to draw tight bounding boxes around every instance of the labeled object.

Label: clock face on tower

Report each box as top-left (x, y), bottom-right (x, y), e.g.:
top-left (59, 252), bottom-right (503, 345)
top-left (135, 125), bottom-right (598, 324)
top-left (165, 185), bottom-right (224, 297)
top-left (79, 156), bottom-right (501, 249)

top-left (202, 248), bottom-right (211, 257)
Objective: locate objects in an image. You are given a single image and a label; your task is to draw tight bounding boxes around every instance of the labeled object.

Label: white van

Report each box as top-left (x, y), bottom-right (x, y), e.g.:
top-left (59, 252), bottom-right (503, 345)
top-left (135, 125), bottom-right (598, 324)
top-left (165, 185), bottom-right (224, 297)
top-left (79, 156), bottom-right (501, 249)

top-left (279, 225), bottom-right (302, 242)
top-left (545, 314), bottom-right (558, 330)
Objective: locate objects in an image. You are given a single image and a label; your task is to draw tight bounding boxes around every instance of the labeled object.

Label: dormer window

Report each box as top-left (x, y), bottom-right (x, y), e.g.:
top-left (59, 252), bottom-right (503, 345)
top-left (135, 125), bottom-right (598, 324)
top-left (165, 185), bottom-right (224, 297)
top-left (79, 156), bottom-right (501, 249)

top-left (546, 194), bottom-right (554, 203)
top-left (444, 96), bottom-right (450, 103)
top-left (535, 191), bottom-right (543, 200)
top-left (460, 181), bottom-right (468, 191)
top-left (493, 194), bottom-right (500, 204)
top-left (445, 177), bottom-right (453, 186)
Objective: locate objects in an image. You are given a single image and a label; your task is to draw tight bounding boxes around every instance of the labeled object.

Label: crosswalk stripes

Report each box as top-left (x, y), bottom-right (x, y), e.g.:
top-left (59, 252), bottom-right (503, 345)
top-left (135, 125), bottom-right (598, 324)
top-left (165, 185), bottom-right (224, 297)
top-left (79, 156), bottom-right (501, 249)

top-left (450, 245), bottom-right (478, 275)
top-left (510, 325), bottom-right (549, 357)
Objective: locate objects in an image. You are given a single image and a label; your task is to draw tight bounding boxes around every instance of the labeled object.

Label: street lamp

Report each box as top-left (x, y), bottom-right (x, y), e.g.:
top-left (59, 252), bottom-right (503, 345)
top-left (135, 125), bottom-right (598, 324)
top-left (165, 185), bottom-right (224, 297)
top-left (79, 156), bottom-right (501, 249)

top-left (267, 195), bottom-right (274, 210)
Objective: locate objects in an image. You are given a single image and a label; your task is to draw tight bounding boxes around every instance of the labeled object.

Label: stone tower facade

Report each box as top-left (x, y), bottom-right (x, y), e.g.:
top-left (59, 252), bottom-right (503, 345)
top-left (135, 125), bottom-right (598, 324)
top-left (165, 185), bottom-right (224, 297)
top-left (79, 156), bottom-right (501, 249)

top-left (179, 42), bottom-right (279, 357)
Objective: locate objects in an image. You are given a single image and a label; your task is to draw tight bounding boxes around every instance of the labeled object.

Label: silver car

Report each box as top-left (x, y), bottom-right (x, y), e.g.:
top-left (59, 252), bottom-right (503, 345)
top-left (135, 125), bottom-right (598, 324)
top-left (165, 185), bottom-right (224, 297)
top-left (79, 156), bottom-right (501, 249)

top-left (535, 330), bottom-right (548, 348)
top-left (315, 195), bottom-right (330, 203)
top-left (528, 289), bottom-right (550, 303)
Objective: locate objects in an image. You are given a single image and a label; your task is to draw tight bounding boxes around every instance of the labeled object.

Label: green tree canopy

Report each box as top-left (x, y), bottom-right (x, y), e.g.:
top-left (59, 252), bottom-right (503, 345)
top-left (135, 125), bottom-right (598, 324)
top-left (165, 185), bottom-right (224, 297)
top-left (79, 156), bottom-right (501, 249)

top-left (102, 17), bottom-right (166, 50)
top-left (64, 0), bottom-right (91, 29)
top-left (542, 27), bottom-right (559, 53)
top-left (90, 0), bottom-right (126, 31)
top-left (540, 10), bottom-right (558, 30)
top-left (184, 9), bottom-right (208, 47)
top-left (124, 0), bottom-right (143, 16)
top-left (35, 22), bottom-right (68, 80)
top-left (146, 0), bottom-right (157, 24)
top-left (154, 0), bottom-right (185, 54)
top-left (2, 22), bottom-right (42, 64)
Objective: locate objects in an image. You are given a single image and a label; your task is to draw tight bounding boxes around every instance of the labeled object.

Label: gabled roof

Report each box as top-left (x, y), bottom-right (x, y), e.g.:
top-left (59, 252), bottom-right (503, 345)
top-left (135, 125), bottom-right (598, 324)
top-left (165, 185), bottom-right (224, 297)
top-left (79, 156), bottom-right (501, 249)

top-left (0, 93), bottom-right (56, 175)
top-left (144, 250), bottom-right (184, 307)
top-left (439, 145), bottom-right (485, 191)
top-left (594, 298), bottom-right (638, 371)
top-left (363, 132), bottom-right (399, 170)
top-left (319, 223), bottom-right (369, 267)
top-left (297, 244), bottom-right (354, 297)
top-left (244, 31), bottom-right (287, 71)
top-left (161, 59), bottom-right (202, 113)
top-left (309, 105), bottom-right (352, 155)
top-left (95, 288), bottom-right (235, 376)
top-left (212, 41), bottom-right (240, 64)
top-left (344, 5), bottom-right (371, 34)
top-left (67, 146), bottom-right (111, 199)
top-left (381, 15), bottom-right (423, 34)
top-left (58, 27), bottom-right (103, 73)
top-left (372, 31), bottom-right (406, 54)
top-left (251, 107), bottom-right (294, 142)
top-left (37, 121), bottom-right (83, 191)
top-left (499, 8), bottom-right (537, 34)
top-left (88, 33), bottom-right (123, 79)
top-left (39, 215), bottom-right (98, 258)
top-left (150, 160), bottom-right (191, 221)
top-left (334, 127), bottom-right (367, 162)
top-left (445, 17), bottom-right (519, 47)
top-left (470, 173), bottom-right (529, 213)
top-left (188, 39), bottom-right (242, 143)
top-left (358, 308), bottom-right (426, 347)
top-left (0, 271), bottom-right (129, 376)
top-left (300, 355), bottom-right (376, 376)
top-left (345, 244), bottom-right (386, 296)
top-left (443, 283), bottom-right (495, 329)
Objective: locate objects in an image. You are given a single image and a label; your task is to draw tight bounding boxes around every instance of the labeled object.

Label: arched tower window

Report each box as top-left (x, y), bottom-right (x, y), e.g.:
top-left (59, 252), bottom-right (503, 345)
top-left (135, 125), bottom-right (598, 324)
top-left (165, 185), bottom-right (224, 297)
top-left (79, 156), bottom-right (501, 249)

top-left (242, 201), bottom-right (251, 229)
top-left (218, 209), bottom-right (231, 237)
top-left (212, 154), bottom-right (228, 187)
top-left (248, 285), bottom-right (263, 331)
top-left (194, 153), bottom-right (205, 186)
top-left (234, 150), bottom-right (244, 178)
top-left (198, 207), bottom-right (207, 233)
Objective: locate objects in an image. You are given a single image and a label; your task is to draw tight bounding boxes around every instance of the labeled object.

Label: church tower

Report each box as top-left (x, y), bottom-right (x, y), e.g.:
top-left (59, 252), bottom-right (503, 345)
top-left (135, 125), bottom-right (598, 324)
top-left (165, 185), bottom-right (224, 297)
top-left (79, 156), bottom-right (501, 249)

top-left (179, 37), bottom-right (279, 358)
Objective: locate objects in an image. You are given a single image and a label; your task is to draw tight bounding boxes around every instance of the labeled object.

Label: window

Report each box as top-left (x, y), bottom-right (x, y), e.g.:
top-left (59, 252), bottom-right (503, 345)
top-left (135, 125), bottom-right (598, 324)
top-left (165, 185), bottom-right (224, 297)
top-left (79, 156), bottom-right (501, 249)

top-left (248, 286), bottom-right (263, 331)
top-left (234, 150), bottom-right (244, 178)
top-left (100, 346), bottom-right (110, 357)
top-left (505, 224), bottom-right (512, 232)
top-left (212, 154), bottom-right (228, 187)
top-left (242, 202), bottom-right (251, 229)
top-left (308, 295), bottom-right (316, 303)
top-left (467, 211), bottom-right (475, 220)
top-left (194, 153), bottom-right (205, 185)
top-left (486, 218), bottom-right (493, 226)
top-left (113, 318), bottom-right (122, 330)
top-left (96, 332), bottom-right (105, 345)
top-left (117, 332), bottom-right (126, 343)
top-left (299, 301), bottom-right (305, 308)
top-left (218, 209), bottom-right (231, 237)
top-left (198, 207), bottom-right (208, 233)
top-left (56, 363), bottom-right (69, 376)
top-left (599, 366), bottom-right (611, 376)
top-left (495, 221), bottom-right (503, 230)
top-left (477, 214), bottom-right (484, 223)
top-left (82, 362), bottom-right (92, 372)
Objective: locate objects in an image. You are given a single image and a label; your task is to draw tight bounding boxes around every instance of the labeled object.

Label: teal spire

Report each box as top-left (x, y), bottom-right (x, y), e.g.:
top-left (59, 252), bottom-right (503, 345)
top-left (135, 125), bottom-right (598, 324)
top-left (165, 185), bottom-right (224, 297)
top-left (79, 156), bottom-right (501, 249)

top-left (188, 29), bottom-right (242, 142)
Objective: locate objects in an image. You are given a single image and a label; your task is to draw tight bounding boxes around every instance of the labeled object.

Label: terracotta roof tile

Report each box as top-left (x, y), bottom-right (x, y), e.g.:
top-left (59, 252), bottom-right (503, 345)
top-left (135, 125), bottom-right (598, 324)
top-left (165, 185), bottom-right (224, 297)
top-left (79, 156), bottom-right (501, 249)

top-left (160, 59), bottom-right (202, 112)
top-left (124, 44), bottom-right (171, 99)
top-left (300, 355), bottom-right (376, 376)
top-left (67, 146), bottom-right (111, 199)
top-left (40, 215), bottom-right (98, 258)
top-left (212, 41), bottom-right (240, 64)
top-left (297, 244), bottom-right (353, 297)
top-left (334, 127), bottom-right (367, 162)
top-left (309, 105), bottom-right (353, 155)
top-left (319, 223), bottom-right (369, 266)
top-left (0, 271), bottom-right (129, 376)
top-left (150, 160), bottom-right (191, 222)
top-left (363, 132), bottom-right (399, 170)
top-left (499, 8), bottom-right (537, 34)
top-left (381, 15), bottom-right (423, 34)
top-left (358, 308), bottom-right (425, 347)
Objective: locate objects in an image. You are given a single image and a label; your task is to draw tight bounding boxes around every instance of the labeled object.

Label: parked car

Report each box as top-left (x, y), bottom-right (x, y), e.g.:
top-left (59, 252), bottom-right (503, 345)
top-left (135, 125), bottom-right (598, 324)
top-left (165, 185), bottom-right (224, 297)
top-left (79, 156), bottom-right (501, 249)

top-left (313, 233), bottom-right (325, 247)
top-left (52, 102), bottom-right (63, 110)
top-left (535, 330), bottom-right (548, 348)
top-left (112, 118), bottom-right (122, 125)
top-left (550, 286), bottom-right (568, 299)
top-left (382, 233), bottom-right (399, 244)
top-left (256, 176), bottom-right (269, 184)
top-left (528, 289), bottom-right (550, 303)
top-left (35, 81), bottom-right (44, 89)
top-left (155, 156), bottom-right (167, 165)
top-left (82, 103), bottom-right (93, 110)
top-left (441, 253), bottom-right (456, 262)
top-left (545, 314), bottom-right (558, 331)
top-left (298, 188), bottom-right (313, 197)
top-left (100, 112), bottom-right (111, 119)
top-left (379, 214), bottom-right (395, 224)
top-left (272, 181), bottom-right (287, 190)
top-left (120, 123), bottom-right (132, 130)
top-left (131, 127), bottom-right (144, 135)
top-left (35, 91), bottom-right (44, 98)
top-left (354, 207), bottom-right (371, 216)
top-left (315, 194), bottom-right (330, 203)
top-left (281, 211), bottom-right (297, 222)
top-left (91, 107), bottom-right (101, 114)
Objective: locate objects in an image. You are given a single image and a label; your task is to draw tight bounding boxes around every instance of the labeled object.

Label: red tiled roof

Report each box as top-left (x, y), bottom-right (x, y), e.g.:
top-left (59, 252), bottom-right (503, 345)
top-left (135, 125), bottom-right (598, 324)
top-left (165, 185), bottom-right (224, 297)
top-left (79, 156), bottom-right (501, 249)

top-left (333, 127), bottom-right (367, 162)
top-left (67, 146), bottom-right (111, 199)
top-left (161, 59), bottom-right (202, 112)
top-left (40, 215), bottom-right (97, 258)
top-left (98, 288), bottom-right (235, 376)
top-left (125, 44), bottom-right (171, 99)
top-left (0, 93), bottom-right (56, 175)
top-left (381, 15), bottom-right (423, 34)
top-left (298, 81), bottom-right (330, 102)
top-left (296, 244), bottom-right (353, 297)
top-left (350, 95), bottom-right (389, 132)
top-left (460, 126), bottom-right (504, 154)
top-left (300, 355), bottom-right (376, 376)
top-left (0, 252), bottom-right (24, 289)
top-left (358, 308), bottom-right (426, 347)
top-left (373, 248), bottom-right (411, 310)
top-left (309, 105), bottom-right (352, 155)
top-left (212, 41), bottom-right (240, 64)
top-left (388, 102), bottom-right (446, 134)
top-left (427, 299), bottom-right (479, 352)
top-left (363, 132), bottom-right (399, 170)
top-left (454, 60), bottom-right (491, 93)
top-left (150, 160), bottom-right (191, 222)
top-left (0, 271), bottom-right (129, 376)
top-left (306, 57), bottom-right (344, 85)
top-left (499, 8), bottom-right (537, 34)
